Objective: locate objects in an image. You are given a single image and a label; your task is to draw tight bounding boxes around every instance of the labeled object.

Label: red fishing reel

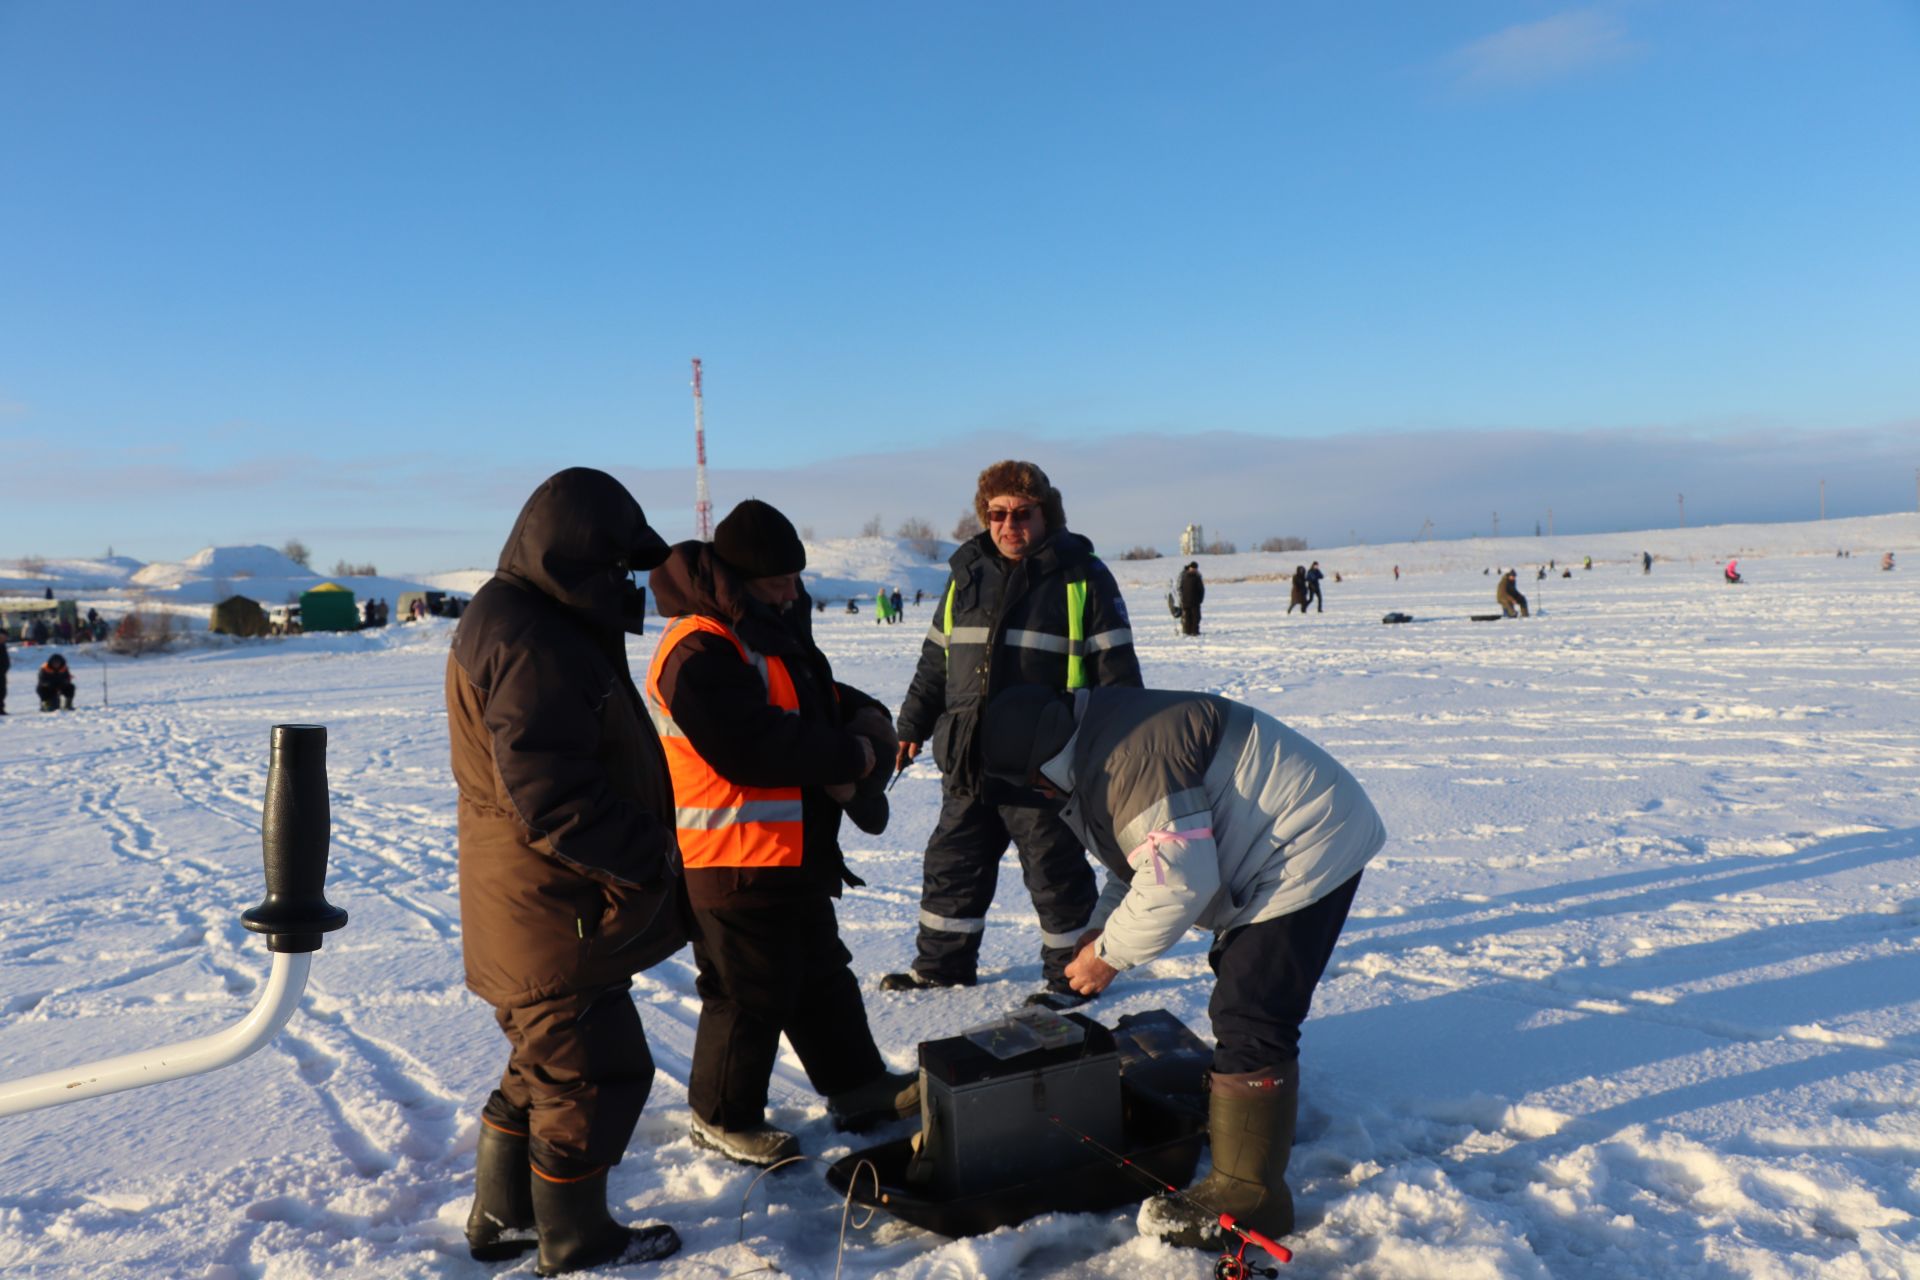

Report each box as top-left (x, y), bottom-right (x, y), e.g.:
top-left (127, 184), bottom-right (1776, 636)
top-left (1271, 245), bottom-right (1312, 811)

top-left (1214, 1212), bottom-right (1289, 1277)
top-left (1215, 1255), bottom-right (1279, 1280)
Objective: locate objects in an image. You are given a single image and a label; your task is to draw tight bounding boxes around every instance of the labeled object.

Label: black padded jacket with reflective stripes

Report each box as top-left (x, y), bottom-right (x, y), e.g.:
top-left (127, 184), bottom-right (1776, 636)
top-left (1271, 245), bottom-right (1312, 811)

top-left (897, 530), bottom-right (1141, 796)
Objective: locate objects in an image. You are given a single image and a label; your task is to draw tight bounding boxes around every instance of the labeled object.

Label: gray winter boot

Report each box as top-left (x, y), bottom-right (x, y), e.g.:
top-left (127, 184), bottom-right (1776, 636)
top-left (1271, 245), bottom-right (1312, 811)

top-left (465, 1121), bottom-right (537, 1260)
top-left (689, 1114), bottom-right (800, 1166)
top-left (827, 1070), bottom-right (920, 1132)
top-left (1138, 1063), bottom-right (1298, 1249)
top-left (530, 1167), bottom-right (680, 1276)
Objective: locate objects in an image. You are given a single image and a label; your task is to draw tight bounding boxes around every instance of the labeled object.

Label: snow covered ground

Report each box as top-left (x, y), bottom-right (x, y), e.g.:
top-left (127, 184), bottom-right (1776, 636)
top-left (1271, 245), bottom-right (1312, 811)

top-left (2, 516), bottom-right (1918, 1278)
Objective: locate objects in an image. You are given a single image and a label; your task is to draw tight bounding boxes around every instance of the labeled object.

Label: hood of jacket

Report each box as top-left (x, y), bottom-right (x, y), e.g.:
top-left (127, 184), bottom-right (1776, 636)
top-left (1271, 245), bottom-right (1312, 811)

top-left (649, 539), bottom-right (813, 656)
top-left (494, 468), bottom-right (668, 634)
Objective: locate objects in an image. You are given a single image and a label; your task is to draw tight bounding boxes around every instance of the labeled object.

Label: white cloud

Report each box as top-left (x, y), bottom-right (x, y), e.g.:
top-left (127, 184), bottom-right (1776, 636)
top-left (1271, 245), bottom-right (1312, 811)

top-left (1449, 9), bottom-right (1639, 92)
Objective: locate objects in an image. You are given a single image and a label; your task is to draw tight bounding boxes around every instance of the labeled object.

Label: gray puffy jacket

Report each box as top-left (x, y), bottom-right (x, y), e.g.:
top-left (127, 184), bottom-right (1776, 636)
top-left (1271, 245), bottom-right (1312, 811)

top-left (1045, 688), bottom-right (1386, 971)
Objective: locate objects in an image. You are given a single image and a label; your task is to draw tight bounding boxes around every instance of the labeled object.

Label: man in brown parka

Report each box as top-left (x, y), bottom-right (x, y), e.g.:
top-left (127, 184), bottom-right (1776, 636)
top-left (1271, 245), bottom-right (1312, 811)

top-left (448, 468), bottom-right (685, 1276)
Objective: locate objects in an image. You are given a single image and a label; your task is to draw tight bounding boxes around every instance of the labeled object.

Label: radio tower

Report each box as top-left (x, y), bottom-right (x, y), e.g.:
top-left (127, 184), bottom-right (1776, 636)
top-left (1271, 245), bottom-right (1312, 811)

top-left (691, 358), bottom-right (712, 541)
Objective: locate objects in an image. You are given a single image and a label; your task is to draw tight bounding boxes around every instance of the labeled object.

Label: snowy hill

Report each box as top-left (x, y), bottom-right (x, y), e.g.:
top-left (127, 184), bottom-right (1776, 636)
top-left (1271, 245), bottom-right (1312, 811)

top-left (0, 544), bottom-right (467, 626)
top-left (0, 553), bottom-right (145, 596)
top-left (128, 543), bottom-right (311, 589)
top-left (798, 534), bottom-right (957, 604)
top-left (416, 568), bottom-right (495, 597)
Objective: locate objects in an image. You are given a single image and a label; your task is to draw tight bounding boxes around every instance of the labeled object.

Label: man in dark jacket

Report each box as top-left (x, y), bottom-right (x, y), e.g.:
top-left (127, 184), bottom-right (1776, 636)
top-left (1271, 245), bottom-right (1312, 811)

top-left (447, 468), bottom-right (684, 1275)
top-left (0, 629), bottom-right (9, 715)
top-left (1177, 562), bottom-right (1205, 636)
top-left (884, 460), bottom-right (1142, 1006)
top-left (647, 499), bottom-right (918, 1167)
top-left (37, 654), bottom-right (74, 711)
top-left (1304, 561), bottom-right (1325, 612)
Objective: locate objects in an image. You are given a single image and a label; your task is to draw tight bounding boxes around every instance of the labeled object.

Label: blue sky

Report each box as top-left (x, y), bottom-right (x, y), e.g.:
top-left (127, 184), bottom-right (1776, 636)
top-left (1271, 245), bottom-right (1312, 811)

top-left (2, 2), bottom-right (1915, 569)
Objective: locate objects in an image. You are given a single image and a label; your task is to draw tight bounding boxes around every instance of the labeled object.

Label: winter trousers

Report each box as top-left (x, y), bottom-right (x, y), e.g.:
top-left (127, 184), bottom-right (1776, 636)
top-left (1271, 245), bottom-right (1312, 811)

top-left (912, 787), bottom-right (1097, 988)
top-left (688, 894), bottom-right (887, 1130)
top-left (1181, 607), bottom-right (1201, 636)
top-left (484, 981), bottom-right (655, 1180)
top-left (1208, 871), bottom-right (1363, 1073)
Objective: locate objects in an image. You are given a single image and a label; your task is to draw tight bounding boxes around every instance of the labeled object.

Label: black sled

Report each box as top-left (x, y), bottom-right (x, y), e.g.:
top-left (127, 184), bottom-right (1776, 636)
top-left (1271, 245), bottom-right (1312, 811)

top-left (826, 1009), bottom-right (1210, 1238)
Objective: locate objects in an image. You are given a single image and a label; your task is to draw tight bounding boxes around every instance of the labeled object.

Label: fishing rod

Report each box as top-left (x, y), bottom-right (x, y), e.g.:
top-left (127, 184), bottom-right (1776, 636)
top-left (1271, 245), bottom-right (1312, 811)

top-left (1046, 1112), bottom-right (1291, 1278)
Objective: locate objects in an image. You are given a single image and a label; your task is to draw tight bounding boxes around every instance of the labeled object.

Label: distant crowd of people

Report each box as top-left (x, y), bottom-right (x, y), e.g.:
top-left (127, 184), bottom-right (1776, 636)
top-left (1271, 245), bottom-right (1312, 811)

top-left (4, 608), bottom-right (109, 647)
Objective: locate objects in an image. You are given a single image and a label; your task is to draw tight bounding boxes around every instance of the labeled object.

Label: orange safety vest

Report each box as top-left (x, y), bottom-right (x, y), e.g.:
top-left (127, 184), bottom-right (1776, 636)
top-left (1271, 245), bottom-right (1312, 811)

top-left (644, 615), bottom-right (806, 870)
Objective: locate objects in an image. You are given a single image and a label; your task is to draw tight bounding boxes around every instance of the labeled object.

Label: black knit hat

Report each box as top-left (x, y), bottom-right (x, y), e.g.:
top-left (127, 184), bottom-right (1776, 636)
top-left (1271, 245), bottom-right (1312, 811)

top-left (713, 499), bottom-right (807, 578)
top-left (982, 685), bottom-right (1078, 786)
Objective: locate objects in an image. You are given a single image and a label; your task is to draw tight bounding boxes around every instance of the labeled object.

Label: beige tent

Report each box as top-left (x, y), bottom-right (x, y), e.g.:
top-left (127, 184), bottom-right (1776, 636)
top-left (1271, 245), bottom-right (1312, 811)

top-left (210, 595), bottom-right (270, 638)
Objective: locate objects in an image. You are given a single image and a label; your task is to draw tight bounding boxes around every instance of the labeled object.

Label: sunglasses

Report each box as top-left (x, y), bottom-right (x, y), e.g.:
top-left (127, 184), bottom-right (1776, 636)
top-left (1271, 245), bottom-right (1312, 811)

top-left (987, 506), bottom-right (1039, 525)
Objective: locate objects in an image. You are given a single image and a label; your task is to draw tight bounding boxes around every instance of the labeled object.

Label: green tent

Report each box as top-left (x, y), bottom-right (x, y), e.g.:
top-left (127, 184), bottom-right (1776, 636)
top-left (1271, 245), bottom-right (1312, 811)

top-left (298, 583), bottom-right (360, 632)
top-left (210, 595), bottom-right (270, 637)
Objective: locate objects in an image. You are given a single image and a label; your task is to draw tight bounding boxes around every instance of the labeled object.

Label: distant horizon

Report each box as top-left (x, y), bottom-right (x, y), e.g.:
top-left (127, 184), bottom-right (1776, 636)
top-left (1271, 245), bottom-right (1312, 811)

top-left (7, 478), bottom-right (1917, 583)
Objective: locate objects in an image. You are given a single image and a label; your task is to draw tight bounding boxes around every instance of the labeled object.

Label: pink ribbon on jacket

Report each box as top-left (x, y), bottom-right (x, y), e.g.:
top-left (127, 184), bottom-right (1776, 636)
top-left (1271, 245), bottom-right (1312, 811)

top-left (1126, 827), bottom-right (1213, 885)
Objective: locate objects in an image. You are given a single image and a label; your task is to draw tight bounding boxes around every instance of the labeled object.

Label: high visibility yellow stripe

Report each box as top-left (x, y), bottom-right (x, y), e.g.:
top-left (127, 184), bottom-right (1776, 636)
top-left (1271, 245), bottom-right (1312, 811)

top-left (1065, 577), bottom-right (1089, 689)
top-left (942, 580), bottom-right (957, 673)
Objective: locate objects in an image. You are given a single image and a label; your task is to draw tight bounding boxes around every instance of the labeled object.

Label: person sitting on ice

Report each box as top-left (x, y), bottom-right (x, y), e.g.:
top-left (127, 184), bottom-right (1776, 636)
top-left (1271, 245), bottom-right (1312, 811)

top-left (37, 653), bottom-right (75, 712)
top-left (1882, 552), bottom-right (1895, 572)
top-left (980, 683), bottom-right (1385, 1253)
top-left (1725, 559), bottom-right (1743, 584)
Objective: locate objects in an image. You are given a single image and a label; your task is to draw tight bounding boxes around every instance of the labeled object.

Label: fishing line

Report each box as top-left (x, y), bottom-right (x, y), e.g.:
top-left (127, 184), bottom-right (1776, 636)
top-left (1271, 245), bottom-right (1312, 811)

top-left (1045, 1111), bottom-right (1291, 1276)
top-left (725, 1151), bottom-right (881, 1280)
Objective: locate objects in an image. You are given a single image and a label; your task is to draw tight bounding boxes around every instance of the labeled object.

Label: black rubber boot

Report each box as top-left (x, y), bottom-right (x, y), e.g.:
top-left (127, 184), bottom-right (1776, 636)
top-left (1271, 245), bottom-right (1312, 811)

top-left (531, 1168), bottom-right (681, 1276)
top-left (465, 1122), bottom-right (537, 1261)
top-left (689, 1114), bottom-right (800, 1167)
top-left (827, 1070), bottom-right (920, 1132)
top-left (1024, 984), bottom-right (1095, 1011)
top-left (1139, 1063), bottom-right (1298, 1249)
top-left (878, 970), bottom-right (972, 992)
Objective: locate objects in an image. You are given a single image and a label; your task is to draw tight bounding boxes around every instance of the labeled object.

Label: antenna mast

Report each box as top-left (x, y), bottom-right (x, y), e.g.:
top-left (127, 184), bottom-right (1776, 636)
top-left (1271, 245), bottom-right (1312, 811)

top-left (691, 358), bottom-right (712, 542)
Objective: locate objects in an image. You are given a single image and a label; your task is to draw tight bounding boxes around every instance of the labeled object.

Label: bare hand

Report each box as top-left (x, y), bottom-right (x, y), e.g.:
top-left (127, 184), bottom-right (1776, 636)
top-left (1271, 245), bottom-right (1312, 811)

top-left (894, 740), bottom-right (921, 774)
top-left (1065, 937), bottom-right (1119, 996)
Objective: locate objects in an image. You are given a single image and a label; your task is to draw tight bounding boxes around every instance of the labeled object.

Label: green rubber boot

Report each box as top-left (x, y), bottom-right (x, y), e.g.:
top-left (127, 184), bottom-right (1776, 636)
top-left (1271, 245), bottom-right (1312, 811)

top-left (1138, 1062), bottom-right (1298, 1249)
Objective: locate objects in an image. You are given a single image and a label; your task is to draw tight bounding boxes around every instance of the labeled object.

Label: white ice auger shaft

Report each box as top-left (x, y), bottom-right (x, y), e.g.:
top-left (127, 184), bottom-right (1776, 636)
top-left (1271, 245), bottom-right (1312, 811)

top-left (0, 952), bottom-right (312, 1116)
top-left (0, 724), bottom-right (347, 1118)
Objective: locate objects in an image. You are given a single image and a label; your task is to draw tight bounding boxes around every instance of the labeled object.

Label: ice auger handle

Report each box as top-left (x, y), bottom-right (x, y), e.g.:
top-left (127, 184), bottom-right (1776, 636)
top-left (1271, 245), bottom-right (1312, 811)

top-left (241, 724), bottom-right (349, 953)
top-left (0, 724), bottom-right (348, 1117)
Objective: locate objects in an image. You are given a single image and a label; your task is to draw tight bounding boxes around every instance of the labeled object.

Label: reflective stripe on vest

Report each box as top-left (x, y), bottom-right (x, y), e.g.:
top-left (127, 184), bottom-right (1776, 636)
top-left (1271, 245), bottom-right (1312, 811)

top-left (644, 615), bottom-right (805, 869)
top-left (940, 572), bottom-right (1095, 689)
top-left (1064, 578), bottom-right (1089, 689)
